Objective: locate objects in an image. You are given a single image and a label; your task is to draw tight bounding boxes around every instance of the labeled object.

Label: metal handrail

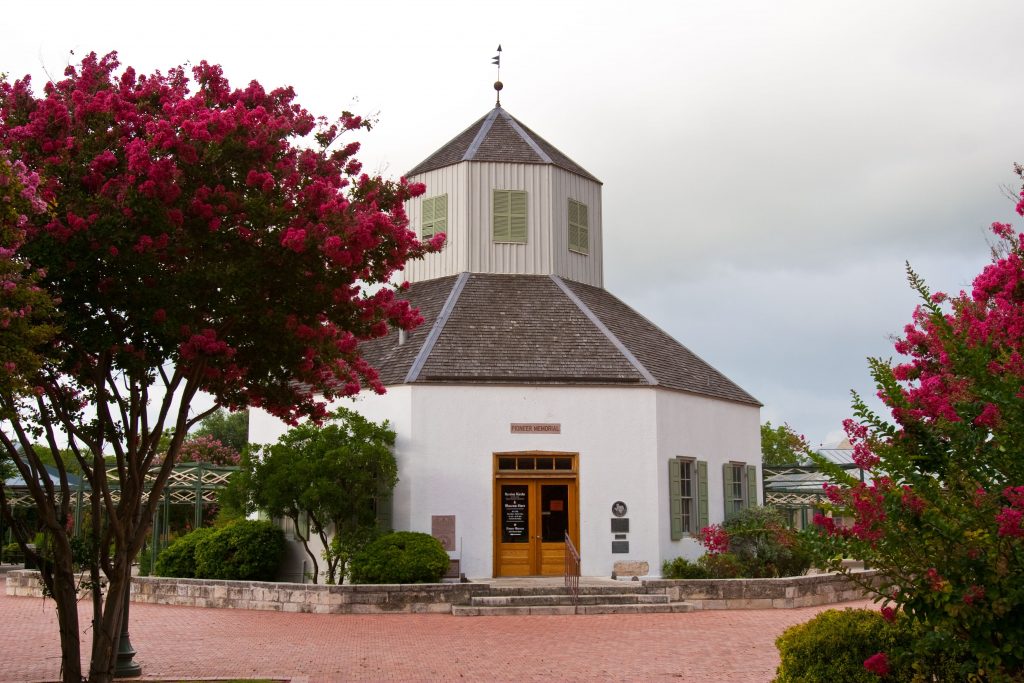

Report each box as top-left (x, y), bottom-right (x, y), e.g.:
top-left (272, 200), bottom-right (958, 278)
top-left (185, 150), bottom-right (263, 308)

top-left (564, 530), bottom-right (580, 614)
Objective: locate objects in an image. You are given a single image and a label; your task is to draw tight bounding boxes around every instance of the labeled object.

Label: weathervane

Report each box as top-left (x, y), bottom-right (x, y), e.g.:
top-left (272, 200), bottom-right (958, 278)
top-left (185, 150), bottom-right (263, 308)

top-left (492, 44), bottom-right (503, 107)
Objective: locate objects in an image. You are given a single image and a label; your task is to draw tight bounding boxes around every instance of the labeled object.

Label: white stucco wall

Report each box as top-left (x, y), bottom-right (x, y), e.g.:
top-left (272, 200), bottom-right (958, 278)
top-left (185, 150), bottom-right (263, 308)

top-left (654, 390), bottom-right (762, 566)
top-left (249, 383), bottom-right (759, 581)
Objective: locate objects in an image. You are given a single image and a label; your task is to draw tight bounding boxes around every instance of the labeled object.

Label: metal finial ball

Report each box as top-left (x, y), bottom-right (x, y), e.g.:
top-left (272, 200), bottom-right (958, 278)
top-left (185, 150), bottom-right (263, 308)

top-left (494, 81), bottom-right (504, 92)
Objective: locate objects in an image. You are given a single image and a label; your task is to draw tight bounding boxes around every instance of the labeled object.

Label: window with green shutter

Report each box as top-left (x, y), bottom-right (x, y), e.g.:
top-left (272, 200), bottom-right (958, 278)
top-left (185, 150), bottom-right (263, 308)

top-left (422, 194), bottom-right (448, 239)
top-left (723, 462), bottom-right (755, 521)
top-left (669, 457), bottom-right (707, 540)
top-left (493, 189), bottom-right (527, 243)
top-left (568, 199), bottom-right (589, 254)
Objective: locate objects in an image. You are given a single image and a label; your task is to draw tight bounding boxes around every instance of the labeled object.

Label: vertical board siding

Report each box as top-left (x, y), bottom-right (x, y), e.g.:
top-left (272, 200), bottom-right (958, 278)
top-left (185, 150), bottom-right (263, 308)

top-left (405, 161), bottom-right (602, 287)
top-left (469, 162), bottom-right (551, 275)
top-left (405, 165), bottom-right (467, 283)
top-left (552, 168), bottom-right (603, 287)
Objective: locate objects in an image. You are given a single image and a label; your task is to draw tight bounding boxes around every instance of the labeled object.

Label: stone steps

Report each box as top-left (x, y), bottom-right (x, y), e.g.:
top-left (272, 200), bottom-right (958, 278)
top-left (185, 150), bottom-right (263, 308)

top-left (472, 593), bottom-right (668, 607)
top-left (452, 601), bottom-right (694, 616)
top-left (452, 584), bottom-right (693, 616)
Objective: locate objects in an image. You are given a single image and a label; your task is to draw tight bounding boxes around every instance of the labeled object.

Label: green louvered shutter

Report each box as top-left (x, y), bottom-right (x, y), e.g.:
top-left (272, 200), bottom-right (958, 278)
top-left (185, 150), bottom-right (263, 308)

top-left (493, 190), bottom-right (511, 241)
top-left (697, 460), bottom-right (709, 530)
top-left (746, 465), bottom-right (758, 509)
top-left (509, 190), bottom-right (527, 243)
top-left (423, 194), bottom-right (448, 239)
top-left (568, 200), bottom-right (580, 252)
top-left (722, 463), bottom-right (733, 521)
top-left (422, 196), bottom-right (435, 238)
top-left (569, 199), bottom-right (589, 254)
top-left (578, 202), bottom-right (589, 253)
top-left (669, 459), bottom-right (683, 541)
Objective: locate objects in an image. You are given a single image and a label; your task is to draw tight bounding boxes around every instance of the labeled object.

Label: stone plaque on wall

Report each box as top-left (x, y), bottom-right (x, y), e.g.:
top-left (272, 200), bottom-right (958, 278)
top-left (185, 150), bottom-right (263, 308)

top-left (611, 540), bottom-right (629, 554)
top-left (611, 518), bottom-right (629, 533)
top-left (431, 515), bottom-right (456, 551)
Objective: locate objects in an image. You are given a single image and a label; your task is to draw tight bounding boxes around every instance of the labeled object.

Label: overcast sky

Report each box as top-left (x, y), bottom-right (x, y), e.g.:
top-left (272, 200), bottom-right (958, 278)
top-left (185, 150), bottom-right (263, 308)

top-left (5, 0), bottom-right (1023, 446)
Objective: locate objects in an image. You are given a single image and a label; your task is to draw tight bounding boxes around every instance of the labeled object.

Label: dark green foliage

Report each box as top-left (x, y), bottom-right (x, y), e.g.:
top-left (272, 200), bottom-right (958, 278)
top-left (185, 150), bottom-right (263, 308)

top-left (661, 556), bottom-right (710, 579)
top-left (760, 421), bottom-right (812, 466)
top-left (722, 506), bottom-right (813, 578)
top-left (2, 541), bottom-right (22, 562)
top-left (193, 409), bottom-right (249, 453)
top-left (328, 525), bottom-right (385, 584)
top-left (193, 521), bottom-right (285, 582)
top-left (229, 407), bottom-right (397, 584)
top-left (348, 531), bottom-right (449, 584)
top-left (774, 608), bottom-right (964, 683)
top-left (153, 527), bottom-right (216, 578)
top-left (698, 552), bottom-right (745, 578)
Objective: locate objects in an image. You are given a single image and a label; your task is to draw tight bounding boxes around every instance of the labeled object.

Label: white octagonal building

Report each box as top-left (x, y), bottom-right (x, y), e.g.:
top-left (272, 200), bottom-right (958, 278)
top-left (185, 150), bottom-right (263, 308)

top-left (250, 102), bottom-right (762, 580)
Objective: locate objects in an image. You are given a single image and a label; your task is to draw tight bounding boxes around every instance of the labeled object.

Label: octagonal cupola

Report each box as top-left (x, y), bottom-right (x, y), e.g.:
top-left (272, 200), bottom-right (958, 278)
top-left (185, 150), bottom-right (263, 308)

top-left (403, 105), bottom-right (604, 287)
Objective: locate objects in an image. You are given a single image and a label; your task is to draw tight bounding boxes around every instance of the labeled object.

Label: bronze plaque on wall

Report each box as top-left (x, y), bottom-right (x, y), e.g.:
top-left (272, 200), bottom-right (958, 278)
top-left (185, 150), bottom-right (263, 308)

top-left (431, 515), bottom-right (456, 551)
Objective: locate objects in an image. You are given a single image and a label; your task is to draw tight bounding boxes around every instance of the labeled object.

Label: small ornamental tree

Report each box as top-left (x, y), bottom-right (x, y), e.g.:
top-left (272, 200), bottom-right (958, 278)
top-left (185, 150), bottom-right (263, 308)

top-left (175, 434), bottom-right (240, 466)
top-left (809, 175), bottom-right (1024, 681)
top-left (761, 421), bottom-right (813, 466)
top-left (0, 52), bottom-right (441, 683)
top-left (231, 406), bottom-right (397, 584)
top-left (192, 408), bottom-right (248, 453)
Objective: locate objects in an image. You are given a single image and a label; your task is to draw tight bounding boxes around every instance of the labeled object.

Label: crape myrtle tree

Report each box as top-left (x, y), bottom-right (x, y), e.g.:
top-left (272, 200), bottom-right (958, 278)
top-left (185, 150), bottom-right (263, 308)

top-left (809, 173), bottom-right (1024, 680)
top-left (227, 406), bottom-right (397, 584)
top-left (0, 51), bottom-right (442, 683)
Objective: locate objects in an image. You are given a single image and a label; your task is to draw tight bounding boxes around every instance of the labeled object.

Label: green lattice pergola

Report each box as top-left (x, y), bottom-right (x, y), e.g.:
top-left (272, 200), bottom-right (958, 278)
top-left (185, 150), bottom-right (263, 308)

top-left (2, 462), bottom-right (237, 566)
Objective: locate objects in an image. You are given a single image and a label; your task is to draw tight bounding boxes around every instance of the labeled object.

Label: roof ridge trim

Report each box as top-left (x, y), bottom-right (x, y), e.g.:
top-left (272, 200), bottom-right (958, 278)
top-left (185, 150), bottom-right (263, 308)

top-left (549, 275), bottom-right (657, 386)
top-left (404, 272), bottom-right (471, 383)
top-left (463, 109), bottom-right (501, 161)
top-left (500, 110), bottom-right (553, 164)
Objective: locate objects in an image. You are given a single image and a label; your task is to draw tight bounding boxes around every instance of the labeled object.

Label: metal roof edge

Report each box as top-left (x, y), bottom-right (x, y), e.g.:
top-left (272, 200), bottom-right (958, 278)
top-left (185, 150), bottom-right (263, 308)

top-left (404, 272), bottom-right (471, 383)
top-left (549, 274), bottom-right (658, 386)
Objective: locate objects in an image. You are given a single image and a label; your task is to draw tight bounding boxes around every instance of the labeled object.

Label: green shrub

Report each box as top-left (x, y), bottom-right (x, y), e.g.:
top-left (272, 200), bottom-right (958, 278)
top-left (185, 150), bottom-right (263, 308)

top-left (662, 556), bottom-right (710, 579)
top-left (348, 531), bottom-right (449, 584)
top-left (775, 609), bottom-right (914, 683)
top-left (2, 541), bottom-right (21, 562)
top-left (697, 551), bottom-right (744, 578)
top-left (154, 527), bottom-right (216, 578)
top-left (774, 608), bottom-right (964, 683)
top-left (716, 506), bottom-right (813, 578)
top-left (194, 520), bottom-right (284, 581)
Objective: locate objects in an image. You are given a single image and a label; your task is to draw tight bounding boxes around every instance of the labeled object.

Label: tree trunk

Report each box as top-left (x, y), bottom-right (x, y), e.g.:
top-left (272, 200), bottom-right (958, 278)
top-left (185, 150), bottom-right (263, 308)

top-left (87, 563), bottom-right (129, 683)
top-left (50, 558), bottom-right (83, 683)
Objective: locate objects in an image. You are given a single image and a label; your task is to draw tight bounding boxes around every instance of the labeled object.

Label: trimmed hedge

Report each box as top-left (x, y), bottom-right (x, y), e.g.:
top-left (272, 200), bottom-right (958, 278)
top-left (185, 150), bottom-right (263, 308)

top-left (194, 520), bottom-right (285, 581)
top-left (154, 521), bottom-right (284, 581)
top-left (774, 608), bottom-right (963, 682)
top-left (348, 531), bottom-right (449, 584)
top-left (153, 527), bottom-right (216, 578)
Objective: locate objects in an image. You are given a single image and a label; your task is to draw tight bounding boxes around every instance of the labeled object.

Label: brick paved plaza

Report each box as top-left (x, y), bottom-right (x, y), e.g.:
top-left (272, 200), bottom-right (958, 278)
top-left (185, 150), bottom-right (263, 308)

top-left (0, 578), bottom-right (873, 682)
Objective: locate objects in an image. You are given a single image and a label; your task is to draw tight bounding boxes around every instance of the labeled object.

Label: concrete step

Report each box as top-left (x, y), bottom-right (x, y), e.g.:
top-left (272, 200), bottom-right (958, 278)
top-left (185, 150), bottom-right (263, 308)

top-left (471, 593), bottom-right (668, 607)
top-left (476, 584), bottom-right (648, 597)
top-left (452, 602), bottom-right (695, 616)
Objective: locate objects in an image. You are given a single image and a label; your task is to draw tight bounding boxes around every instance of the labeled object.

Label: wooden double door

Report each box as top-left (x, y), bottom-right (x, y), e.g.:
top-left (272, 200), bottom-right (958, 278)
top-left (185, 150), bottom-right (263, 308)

top-left (494, 478), bottom-right (578, 576)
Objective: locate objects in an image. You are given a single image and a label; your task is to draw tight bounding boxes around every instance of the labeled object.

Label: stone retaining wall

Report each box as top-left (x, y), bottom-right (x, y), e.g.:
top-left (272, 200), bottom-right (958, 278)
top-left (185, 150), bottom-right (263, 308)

top-left (4, 570), bottom-right (488, 614)
top-left (644, 570), bottom-right (880, 610)
top-left (5, 569), bottom-right (877, 613)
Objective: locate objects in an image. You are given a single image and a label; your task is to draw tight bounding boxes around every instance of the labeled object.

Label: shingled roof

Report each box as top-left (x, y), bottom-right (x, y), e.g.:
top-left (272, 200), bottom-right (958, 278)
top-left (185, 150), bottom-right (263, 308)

top-left (359, 273), bottom-right (759, 406)
top-left (406, 107), bottom-right (601, 183)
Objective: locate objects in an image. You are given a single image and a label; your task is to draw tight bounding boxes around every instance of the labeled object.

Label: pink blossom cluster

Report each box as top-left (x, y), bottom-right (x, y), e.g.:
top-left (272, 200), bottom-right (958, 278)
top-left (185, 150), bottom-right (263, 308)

top-left (996, 485), bottom-right (1024, 538)
top-left (176, 434), bottom-right (240, 466)
top-left (863, 652), bottom-right (890, 676)
top-left (0, 51), bottom-right (445, 423)
top-left (816, 480), bottom-right (889, 544)
top-left (842, 419), bottom-right (880, 471)
top-left (699, 524), bottom-right (729, 555)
